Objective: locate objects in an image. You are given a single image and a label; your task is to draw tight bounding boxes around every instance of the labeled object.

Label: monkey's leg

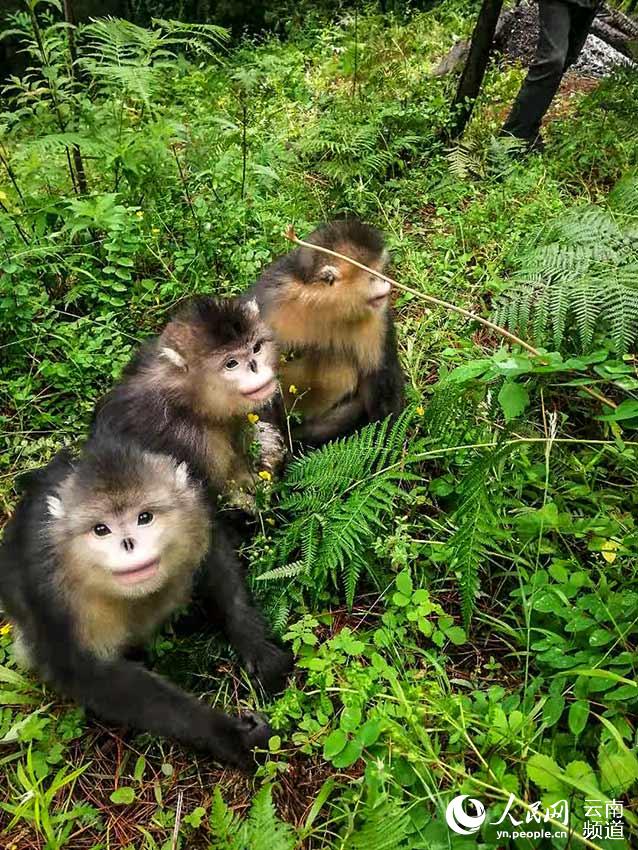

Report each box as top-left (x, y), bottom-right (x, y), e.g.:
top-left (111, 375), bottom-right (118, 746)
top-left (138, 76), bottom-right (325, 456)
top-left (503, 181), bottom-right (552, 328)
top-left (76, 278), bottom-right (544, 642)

top-left (48, 647), bottom-right (270, 769)
top-left (202, 527), bottom-right (293, 694)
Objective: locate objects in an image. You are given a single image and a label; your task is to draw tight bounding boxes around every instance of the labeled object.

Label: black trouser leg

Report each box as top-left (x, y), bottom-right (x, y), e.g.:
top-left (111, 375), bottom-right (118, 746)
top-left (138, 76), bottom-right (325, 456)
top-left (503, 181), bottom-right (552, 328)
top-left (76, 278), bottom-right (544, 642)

top-left (565, 4), bottom-right (598, 68)
top-left (502, 0), bottom-right (571, 142)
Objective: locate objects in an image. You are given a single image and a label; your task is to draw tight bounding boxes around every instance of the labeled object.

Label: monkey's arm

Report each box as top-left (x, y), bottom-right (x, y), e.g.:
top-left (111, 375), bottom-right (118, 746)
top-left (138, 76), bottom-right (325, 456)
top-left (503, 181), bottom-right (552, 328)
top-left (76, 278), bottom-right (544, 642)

top-left (360, 318), bottom-right (405, 423)
top-left (41, 640), bottom-right (269, 768)
top-left (201, 526), bottom-right (293, 694)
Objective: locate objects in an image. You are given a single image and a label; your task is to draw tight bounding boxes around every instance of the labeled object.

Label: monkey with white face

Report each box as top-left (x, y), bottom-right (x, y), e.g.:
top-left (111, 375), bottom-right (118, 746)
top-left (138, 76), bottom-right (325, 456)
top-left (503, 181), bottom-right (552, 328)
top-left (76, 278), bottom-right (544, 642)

top-left (0, 438), bottom-right (283, 768)
top-left (248, 220), bottom-right (405, 445)
top-left (91, 296), bottom-right (286, 506)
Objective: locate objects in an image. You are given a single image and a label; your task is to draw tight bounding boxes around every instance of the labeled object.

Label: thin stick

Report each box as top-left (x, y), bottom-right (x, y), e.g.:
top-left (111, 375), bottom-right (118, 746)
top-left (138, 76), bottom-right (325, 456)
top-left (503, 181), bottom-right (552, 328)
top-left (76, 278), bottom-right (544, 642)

top-left (284, 228), bottom-right (618, 410)
top-left (171, 789), bottom-right (184, 850)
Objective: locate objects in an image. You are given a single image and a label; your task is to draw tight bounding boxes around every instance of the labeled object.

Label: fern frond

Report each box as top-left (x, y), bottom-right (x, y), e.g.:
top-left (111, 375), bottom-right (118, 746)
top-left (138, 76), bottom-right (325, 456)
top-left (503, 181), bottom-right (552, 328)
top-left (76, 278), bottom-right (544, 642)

top-left (209, 787), bottom-right (241, 850)
top-left (608, 174), bottom-right (638, 214)
top-left (210, 787), bottom-right (296, 850)
top-left (257, 413), bottom-right (416, 606)
top-left (240, 786), bottom-right (296, 850)
top-left (344, 799), bottom-right (411, 850)
top-left (448, 444), bottom-right (511, 626)
top-left (256, 561), bottom-right (306, 582)
top-left (493, 185), bottom-right (638, 353)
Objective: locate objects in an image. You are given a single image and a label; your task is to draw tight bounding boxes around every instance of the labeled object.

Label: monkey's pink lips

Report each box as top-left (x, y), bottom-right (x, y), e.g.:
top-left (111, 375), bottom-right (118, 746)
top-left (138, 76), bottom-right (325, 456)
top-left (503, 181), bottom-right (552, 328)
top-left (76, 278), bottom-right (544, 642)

top-left (243, 378), bottom-right (277, 402)
top-left (114, 558), bottom-right (160, 585)
top-left (368, 294), bottom-right (389, 308)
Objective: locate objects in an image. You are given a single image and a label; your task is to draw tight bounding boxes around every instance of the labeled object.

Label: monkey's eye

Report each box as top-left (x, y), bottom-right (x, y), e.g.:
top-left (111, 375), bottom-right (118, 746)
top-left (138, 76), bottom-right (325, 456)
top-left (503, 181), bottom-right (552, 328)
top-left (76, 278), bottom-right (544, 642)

top-left (137, 511), bottom-right (154, 526)
top-left (93, 524), bottom-right (111, 537)
top-left (224, 358), bottom-right (239, 371)
top-left (253, 341), bottom-right (262, 354)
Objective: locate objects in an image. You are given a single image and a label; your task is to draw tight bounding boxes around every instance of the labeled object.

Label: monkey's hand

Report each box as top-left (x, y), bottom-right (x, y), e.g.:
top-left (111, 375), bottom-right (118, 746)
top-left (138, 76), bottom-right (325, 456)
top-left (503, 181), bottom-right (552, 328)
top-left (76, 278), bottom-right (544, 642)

top-left (225, 487), bottom-right (257, 515)
top-left (233, 711), bottom-right (275, 769)
top-left (254, 422), bottom-right (287, 475)
top-left (246, 641), bottom-right (294, 695)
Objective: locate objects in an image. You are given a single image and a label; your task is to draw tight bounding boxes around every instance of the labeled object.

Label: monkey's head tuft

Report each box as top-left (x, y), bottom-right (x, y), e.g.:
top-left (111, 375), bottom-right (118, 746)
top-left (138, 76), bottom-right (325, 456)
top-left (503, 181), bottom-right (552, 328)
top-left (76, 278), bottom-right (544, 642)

top-left (287, 220), bottom-right (391, 320)
top-left (157, 296), bottom-right (280, 420)
top-left (48, 438), bottom-right (210, 600)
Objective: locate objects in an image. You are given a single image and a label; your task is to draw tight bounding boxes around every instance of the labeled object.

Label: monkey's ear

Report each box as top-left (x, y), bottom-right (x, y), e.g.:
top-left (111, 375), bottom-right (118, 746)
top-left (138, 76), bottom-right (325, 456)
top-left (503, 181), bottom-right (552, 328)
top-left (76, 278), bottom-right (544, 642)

top-left (317, 264), bottom-right (339, 285)
top-left (46, 495), bottom-right (65, 519)
top-left (159, 347), bottom-right (188, 372)
top-left (243, 299), bottom-right (260, 319)
top-left (173, 462), bottom-right (190, 491)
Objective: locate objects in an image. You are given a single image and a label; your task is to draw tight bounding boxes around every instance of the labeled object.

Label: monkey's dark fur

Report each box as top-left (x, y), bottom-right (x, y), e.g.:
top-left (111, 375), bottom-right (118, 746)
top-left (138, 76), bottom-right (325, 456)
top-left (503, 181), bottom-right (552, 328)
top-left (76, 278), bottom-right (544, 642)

top-left (0, 438), bottom-right (288, 768)
top-left (249, 220), bottom-right (405, 445)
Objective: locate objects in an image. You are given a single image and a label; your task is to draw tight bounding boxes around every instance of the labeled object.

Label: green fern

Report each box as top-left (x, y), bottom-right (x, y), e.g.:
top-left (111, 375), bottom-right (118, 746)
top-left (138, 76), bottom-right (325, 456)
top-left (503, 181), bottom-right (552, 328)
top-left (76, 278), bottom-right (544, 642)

top-left (493, 178), bottom-right (638, 353)
top-left (209, 786), bottom-right (296, 850)
top-left (448, 443), bottom-right (511, 626)
top-left (79, 17), bottom-right (228, 107)
top-left (209, 787), bottom-right (411, 850)
top-left (257, 410), bottom-right (419, 608)
top-left (343, 799), bottom-right (412, 850)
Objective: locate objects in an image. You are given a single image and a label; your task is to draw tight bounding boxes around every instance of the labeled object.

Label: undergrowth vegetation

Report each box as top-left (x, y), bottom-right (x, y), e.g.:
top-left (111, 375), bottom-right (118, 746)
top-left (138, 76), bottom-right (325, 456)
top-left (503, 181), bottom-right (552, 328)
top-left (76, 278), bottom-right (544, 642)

top-left (1, 0), bottom-right (638, 847)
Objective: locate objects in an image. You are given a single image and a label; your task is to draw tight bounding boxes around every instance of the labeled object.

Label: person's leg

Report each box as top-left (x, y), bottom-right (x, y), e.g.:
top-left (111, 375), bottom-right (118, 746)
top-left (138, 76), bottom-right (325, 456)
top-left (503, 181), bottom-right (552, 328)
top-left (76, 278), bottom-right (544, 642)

top-left (565, 4), bottom-right (598, 69)
top-left (502, 0), bottom-right (571, 143)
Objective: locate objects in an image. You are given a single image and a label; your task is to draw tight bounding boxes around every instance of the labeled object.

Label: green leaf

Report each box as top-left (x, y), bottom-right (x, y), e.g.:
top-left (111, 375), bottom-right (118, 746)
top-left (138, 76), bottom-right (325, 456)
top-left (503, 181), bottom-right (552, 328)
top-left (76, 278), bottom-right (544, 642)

top-left (268, 735), bottom-right (282, 753)
top-left (597, 399), bottom-right (638, 422)
top-left (133, 755), bottom-right (146, 782)
top-left (598, 743), bottom-right (638, 795)
top-left (323, 729), bottom-right (347, 760)
top-left (357, 718), bottom-right (383, 747)
top-left (184, 806), bottom-right (206, 828)
top-left (589, 629), bottom-right (614, 647)
top-left (444, 625), bottom-right (466, 645)
top-left (527, 754), bottom-right (565, 792)
top-left (396, 570), bottom-right (413, 596)
top-left (568, 700), bottom-right (589, 736)
top-left (110, 787), bottom-right (136, 805)
top-left (331, 738), bottom-right (363, 769)
top-left (498, 381), bottom-right (529, 421)
top-left (543, 695), bottom-right (565, 727)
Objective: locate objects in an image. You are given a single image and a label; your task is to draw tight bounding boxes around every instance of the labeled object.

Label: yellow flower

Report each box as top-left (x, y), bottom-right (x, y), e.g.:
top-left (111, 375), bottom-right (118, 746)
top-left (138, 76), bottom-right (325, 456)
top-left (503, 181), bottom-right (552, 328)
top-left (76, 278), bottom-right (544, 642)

top-left (266, 517), bottom-right (275, 526)
top-left (258, 470), bottom-right (272, 482)
top-left (601, 539), bottom-right (620, 564)
top-left (0, 622), bottom-right (12, 636)
top-left (247, 413), bottom-right (260, 424)
top-left (288, 384), bottom-right (298, 395)
top-left (151, 227), bottom-right (160, 234)
top-left (416, 405), bottom-right (425, 416)
top-left (135, 210), bottom-right (144, 219)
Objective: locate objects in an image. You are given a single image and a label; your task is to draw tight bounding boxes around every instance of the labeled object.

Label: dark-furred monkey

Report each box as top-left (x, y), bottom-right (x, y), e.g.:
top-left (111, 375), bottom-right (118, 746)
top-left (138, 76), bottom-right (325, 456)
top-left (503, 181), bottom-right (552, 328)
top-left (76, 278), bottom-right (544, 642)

top-left (92, 296), bottom-right (286, 507)
top-left (0, 439), bottom-right (285, 768)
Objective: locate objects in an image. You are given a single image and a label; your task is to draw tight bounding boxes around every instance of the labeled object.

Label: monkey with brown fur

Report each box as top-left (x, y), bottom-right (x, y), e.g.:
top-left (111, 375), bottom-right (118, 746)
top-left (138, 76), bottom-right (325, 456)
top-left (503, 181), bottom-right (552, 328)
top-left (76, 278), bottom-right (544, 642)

top-left (91, 296), bottom-right (286, 509)
top-left (248, 220), bottom-right (405, 445)
top-left (0, 438), bottom-right (280, 769)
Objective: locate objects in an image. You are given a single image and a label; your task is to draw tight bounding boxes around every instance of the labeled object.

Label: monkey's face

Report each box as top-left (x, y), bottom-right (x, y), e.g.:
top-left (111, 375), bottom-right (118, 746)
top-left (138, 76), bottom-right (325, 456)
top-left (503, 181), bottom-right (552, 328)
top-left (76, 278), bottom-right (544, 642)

top-left (299, 252), bottom-right (391, 321)
top-left (158, 299), bottom-right (279, 420)
top-left (210, 327), bottom-right (279, 414)
top-left (49, 455), bottom-right (210, 600)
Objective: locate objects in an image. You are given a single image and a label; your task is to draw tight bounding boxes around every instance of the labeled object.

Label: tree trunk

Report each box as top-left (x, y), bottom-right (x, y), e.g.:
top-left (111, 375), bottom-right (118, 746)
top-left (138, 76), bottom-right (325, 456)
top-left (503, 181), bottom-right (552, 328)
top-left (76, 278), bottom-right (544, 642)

top-left (448, 0), bottom-right (505, 138)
